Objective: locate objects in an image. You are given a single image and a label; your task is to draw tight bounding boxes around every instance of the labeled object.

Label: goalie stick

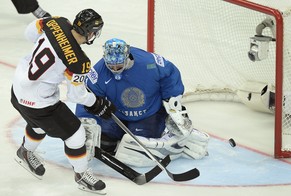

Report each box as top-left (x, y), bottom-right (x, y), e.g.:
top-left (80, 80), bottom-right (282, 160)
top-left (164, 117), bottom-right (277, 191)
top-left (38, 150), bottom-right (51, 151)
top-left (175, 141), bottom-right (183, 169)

top-left (111, 113), bottom-right (200, 182)
top-left (94, 147), bottom-right (171, 185)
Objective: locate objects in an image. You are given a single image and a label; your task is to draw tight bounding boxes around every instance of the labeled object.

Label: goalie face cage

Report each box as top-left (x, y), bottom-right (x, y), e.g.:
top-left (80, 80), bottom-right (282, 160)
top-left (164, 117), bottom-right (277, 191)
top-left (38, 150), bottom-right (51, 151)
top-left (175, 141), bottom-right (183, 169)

top-left (147, 0), bottom-right (291, 158)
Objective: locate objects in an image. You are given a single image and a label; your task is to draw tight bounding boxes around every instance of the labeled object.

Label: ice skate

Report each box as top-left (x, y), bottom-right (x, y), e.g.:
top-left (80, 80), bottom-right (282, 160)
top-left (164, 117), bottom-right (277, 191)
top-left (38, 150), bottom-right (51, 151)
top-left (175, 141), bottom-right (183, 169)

top-left (15, 145), bottom-right (45, 180)
top-left (75, 169), bottom-right (106, 195)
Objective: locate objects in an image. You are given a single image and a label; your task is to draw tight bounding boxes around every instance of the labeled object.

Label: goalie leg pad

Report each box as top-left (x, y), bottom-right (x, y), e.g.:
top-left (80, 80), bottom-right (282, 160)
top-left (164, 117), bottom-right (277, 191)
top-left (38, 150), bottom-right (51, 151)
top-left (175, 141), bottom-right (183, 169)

top-left (79, 118), bottom-right (101, 161)
top-left (115, 134), bottom-right (157, 167)
top-left (183, 142), bottom-right (208, 159)
top-left (164, 97), bottom-right (210, 160)
top-left (115, 132), bottom-right (185, 167)
top-left (182, 128), bottom-right (210, 160)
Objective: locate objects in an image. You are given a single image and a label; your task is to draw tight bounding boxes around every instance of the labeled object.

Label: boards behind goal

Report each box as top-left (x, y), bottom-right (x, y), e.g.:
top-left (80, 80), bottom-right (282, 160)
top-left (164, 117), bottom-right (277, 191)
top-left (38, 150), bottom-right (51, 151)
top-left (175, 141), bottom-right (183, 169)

top-left (147, 0), bottom-right (291, 158)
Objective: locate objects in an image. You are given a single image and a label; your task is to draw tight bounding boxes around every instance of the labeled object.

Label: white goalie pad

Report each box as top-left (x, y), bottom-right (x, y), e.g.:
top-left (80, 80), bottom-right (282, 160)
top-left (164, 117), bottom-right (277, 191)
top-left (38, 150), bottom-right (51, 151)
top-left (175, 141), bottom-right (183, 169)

top-left (182, 128), bottom-right (210, 160)
top-left (115, 132), bottom-right (186, 167)
top-left (163, 96), bottom-right (210, 160)
top-left (237, 80), bottom-right (275, 114)
top-left (79, 118), bottom-right (101, 161)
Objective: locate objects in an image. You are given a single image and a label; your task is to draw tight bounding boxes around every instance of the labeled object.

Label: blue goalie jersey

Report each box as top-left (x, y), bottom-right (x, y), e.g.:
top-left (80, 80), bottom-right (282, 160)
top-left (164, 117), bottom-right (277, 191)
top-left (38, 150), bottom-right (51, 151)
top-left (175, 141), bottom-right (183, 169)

top-left (75, 47), bottom-right (184, 122)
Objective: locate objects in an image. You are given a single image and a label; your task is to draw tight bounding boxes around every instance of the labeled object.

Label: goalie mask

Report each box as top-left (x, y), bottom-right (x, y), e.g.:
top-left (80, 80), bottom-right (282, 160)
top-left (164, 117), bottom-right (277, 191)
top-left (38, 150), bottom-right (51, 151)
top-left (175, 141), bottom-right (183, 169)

top-left (103, 38), bottom-right (130, 80)
top-left (73, 8), bottom-right (104, 45)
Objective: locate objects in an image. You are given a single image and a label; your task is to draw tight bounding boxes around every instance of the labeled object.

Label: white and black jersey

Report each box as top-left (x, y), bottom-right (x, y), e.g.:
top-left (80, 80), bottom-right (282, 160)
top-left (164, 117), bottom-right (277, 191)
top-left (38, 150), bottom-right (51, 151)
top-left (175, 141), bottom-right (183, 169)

top-left (12, 17), bottom-right (96, 109)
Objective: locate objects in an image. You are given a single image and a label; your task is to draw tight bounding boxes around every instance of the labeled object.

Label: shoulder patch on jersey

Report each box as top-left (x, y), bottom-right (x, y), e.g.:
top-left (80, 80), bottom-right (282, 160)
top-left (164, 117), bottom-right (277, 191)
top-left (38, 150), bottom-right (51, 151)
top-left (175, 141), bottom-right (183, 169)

top-left (147, 63), bottom-right (156, 69)
top-left (87, 68), bottom-right (98, 84)
top-left (151, 53), bottom-right (165, 67)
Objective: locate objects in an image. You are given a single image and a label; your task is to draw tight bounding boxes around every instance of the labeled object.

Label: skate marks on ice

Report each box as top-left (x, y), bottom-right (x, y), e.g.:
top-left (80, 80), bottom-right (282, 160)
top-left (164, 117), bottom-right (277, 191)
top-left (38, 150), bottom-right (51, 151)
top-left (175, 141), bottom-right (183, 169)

top-left (8, 113), bottom-right (291, 187)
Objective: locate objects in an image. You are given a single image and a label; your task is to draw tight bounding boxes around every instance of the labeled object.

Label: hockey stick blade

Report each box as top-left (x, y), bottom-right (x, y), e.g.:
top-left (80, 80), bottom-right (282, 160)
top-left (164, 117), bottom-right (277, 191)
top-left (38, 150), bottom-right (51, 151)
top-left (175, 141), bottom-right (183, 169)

top-left (94, 147), bottom-right (171, 185)
top-left (133, 155), bottom-right (171, 184)
top-left (165, 167), bottom-right (200, 181)
top-left (111, 113), bottom-right (200, 182)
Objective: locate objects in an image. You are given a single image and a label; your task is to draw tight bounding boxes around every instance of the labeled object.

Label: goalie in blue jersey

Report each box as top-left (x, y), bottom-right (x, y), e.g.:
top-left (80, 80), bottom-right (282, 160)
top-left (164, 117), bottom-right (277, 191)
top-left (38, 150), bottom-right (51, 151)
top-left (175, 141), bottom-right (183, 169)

top-left (76, 38), bottom-right (210, 167)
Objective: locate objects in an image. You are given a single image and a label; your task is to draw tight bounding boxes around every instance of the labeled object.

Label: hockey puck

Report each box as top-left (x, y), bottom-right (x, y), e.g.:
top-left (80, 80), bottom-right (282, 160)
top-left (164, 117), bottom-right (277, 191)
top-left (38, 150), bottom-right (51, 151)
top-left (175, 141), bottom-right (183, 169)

top-left (229, 138), bottom-right (236, 147)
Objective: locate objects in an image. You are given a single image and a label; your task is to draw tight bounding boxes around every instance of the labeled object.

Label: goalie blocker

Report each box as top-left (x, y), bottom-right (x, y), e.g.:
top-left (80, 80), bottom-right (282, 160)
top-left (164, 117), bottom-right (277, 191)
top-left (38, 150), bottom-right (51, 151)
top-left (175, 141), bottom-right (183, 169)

top-left (81, 96), bottom-right (210, 167)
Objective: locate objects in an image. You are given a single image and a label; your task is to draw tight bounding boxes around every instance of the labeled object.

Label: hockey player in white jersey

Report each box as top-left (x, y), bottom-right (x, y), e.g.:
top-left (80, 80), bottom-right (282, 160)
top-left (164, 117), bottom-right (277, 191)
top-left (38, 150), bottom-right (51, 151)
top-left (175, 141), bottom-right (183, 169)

top-left (76, 38), bottom-right (210, 167)
top-left (11, 9), bottom-right (116, 194)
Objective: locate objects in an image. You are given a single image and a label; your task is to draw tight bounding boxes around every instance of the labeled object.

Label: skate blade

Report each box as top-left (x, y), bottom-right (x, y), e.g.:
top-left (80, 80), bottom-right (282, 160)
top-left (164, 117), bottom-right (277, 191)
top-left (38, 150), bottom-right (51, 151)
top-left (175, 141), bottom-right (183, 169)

top-left (14, 156), bottom-right (43, 180)
top-left (78, 184), bottom-right (107, 195)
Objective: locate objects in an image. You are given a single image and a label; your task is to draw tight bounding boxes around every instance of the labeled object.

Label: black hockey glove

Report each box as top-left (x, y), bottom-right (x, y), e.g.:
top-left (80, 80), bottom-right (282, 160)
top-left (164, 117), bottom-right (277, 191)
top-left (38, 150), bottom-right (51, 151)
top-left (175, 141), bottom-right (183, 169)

top-left (85, 97), bottom-right (116, 119)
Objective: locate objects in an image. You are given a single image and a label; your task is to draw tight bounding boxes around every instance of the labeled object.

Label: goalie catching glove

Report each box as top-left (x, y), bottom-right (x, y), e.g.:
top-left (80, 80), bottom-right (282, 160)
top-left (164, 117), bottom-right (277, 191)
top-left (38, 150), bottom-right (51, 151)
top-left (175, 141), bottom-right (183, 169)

top-left (85, 96), bottom-right (116, 119)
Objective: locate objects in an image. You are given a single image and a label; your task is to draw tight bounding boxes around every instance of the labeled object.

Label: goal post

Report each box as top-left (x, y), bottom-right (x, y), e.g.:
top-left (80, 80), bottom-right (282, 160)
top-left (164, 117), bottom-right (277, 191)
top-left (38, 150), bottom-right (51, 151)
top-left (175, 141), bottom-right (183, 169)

top-left (147, 0), bottom-right (291, 158)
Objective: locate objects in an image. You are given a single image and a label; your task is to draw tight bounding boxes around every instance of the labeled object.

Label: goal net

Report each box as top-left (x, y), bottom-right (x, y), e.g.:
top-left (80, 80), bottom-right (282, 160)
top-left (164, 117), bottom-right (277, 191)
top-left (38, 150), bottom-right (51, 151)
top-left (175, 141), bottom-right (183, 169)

top-left (147, 0), bottom-right (291, 158)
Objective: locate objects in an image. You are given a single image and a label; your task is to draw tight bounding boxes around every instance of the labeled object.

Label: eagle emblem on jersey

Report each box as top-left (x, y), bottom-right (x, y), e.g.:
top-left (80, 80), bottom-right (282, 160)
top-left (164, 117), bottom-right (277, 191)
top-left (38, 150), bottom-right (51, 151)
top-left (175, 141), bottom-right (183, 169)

top-left (121, 87), bottom-right (145, 108)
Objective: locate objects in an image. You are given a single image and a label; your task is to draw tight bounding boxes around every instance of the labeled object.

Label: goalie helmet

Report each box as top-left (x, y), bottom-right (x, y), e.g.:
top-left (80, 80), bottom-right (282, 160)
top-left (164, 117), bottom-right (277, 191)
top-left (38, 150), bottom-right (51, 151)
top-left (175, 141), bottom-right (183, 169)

top-left (73, 9), bottom-right (104, 45)
top-left (103, 38), bottom-right (130, 80)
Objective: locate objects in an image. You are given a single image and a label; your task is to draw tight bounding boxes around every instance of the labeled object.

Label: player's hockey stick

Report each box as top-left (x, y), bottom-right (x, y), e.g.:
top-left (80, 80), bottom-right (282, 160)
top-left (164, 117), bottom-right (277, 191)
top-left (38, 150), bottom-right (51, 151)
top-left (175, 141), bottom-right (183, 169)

top-left (94, 146), bottom-right (171, 185)
top-left (111, 113), bottom-right (200, 182)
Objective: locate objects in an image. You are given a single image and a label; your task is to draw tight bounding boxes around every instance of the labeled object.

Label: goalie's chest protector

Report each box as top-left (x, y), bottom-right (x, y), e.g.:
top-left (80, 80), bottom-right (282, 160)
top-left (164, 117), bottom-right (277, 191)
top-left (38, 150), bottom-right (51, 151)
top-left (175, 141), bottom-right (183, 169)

top-left (105, 49), bottom-right (162, 119)
top-left (41, 17), bottom-right (91, 74)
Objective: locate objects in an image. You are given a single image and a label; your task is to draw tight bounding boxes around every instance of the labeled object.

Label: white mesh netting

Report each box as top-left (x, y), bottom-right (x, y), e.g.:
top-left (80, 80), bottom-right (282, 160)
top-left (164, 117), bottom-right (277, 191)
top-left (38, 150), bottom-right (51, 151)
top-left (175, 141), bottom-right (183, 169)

top-left (150, 0), bottom-right (291, 155)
